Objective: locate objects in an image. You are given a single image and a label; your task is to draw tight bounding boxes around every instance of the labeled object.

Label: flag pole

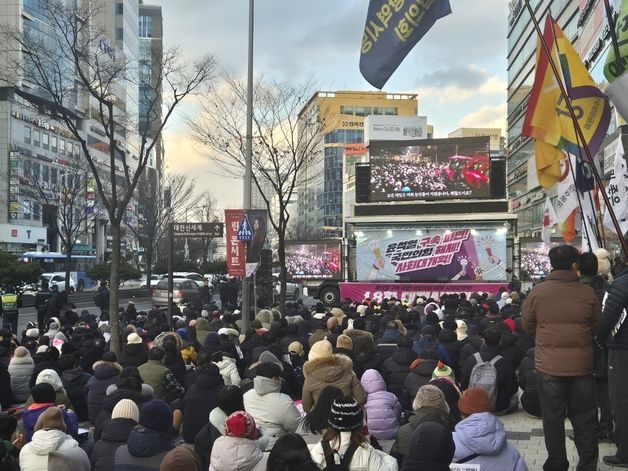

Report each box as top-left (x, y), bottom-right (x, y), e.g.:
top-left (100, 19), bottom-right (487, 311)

top-left (523, 0), bottom-right (628, 255)
top-left (603, 0), bottom-right (625, 76)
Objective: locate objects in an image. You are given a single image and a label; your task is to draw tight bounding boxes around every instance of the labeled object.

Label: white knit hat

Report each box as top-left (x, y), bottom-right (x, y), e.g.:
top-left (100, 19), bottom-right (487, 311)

top-left (455, 320), bottom-right (468, 341)
top-left (308, 339), bottom-right (333, 361)
top-left (127, 333), bottom-right (142, 345)
top-left (111, 399), bottom-right (140, 422)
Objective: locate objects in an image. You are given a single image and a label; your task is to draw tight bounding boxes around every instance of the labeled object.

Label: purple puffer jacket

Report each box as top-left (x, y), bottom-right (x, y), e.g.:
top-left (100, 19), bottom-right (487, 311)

top-left (360, 369), bottom-right (402, 439)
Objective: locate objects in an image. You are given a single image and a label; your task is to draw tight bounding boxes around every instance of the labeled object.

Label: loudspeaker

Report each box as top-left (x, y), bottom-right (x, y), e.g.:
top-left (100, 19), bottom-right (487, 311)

top-left (258, 249), bottom-right (272, 281)
top-left (490, 157), bottom-right (507, 200)
top-left (355, 164), bottom-right (371, 203)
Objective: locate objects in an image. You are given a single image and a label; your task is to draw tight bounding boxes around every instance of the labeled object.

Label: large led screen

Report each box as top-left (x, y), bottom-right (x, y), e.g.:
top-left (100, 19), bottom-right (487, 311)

top-left (355, 225), bottom-right (508, 282)
top-left (285, 241), bottom-right (342, 280)
top-left (369, 136), bottom-right (491, 202)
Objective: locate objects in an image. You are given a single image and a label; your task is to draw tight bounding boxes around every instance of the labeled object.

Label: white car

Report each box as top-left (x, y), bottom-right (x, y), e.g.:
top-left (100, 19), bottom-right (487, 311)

top-left (40, 273), bottom-right (76, 293)
top-left (140, 274), bottom-right (163, 288)
top-left (172, 272), bottom-right (206, 288)
top-left (272, 275), bottom-right (301, 301)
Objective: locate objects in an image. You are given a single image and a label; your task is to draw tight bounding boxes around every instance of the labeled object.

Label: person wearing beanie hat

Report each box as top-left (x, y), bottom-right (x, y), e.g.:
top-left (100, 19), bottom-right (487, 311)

top-left (391, 384), bottom-right (453, 462)
top-left (91, 399), bottom-right (140, 471)
top-left (9, 345), bottom-right (34, 402)
top-left (334, 334), bottom-right (363, 378)
top-left (114, 400), bottom-right (174, 470)
top-left (160, 445), bottom-right (203, 471)
top-left (302, 341), bottom-right (367, 413)
top-left (331, 307), bottom-right (346, 322)
top-left (360, 369), bottom-right (402, 440)
top-left (22, 383), bottom-right (79, 442)
top-left (288, 341), bottom-right (304, 357)
top-left (432, 360), bottom-right (455, 381)
top-left (209, 411), bottom-right (268, 471)
top-left (458, 387), bottom-right (493, 416)
top-left (310, 396), bottom-right (398, 471)
top-left (430, 376), bottom-right (463, 423)
top-left (119, 332), bottom-right (149, 369)
top-left (400, 421), bottom-right (455, 471)
top-left (19, 407), bottom-right (87, 471)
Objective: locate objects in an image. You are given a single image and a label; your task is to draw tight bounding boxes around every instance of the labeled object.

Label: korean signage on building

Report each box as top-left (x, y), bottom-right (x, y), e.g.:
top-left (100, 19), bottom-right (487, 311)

top-left (364, 115), bottom-right (428, 145)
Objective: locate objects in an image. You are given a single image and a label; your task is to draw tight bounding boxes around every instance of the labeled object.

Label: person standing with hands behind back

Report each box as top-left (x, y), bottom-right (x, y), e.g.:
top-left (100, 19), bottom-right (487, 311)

top-left (522, 245), bottom-right (601, 471)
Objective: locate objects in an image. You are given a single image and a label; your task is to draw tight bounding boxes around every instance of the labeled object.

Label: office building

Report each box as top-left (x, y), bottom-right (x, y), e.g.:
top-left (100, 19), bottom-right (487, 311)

top-left (448, 127), bottom-right (505, 157)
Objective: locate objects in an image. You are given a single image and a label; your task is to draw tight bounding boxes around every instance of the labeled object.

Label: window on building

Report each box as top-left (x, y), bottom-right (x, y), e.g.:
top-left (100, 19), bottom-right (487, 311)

top-left (51, 135), bottom-right (57, 152)
top-left (24, 126), bottom-right (31, 144)
top-left (32, 162), bottom-right (40, 181)
top-left (74, 143), bottom-right (81, 157)
top-left (340, 106), bottom-right (354, 115)
top-left (116, 27), bottom-right (123, 41)
top-left (42, 132), bottom-right (49, 150)
top-left (59, 138), bottom-right (65, 155)
top-left (51, 167), bottom-right (58, 185)
top-left (33, 129), bottom-right (40, 147)
top-left (116, 2), bottom-right (123, 14)
top-left (139, 15), bottom-right (153, 37)
top-left (23, 160), bottom-right (31, 178)
top-left (42, 165), bottom-right (49, 185)
top-left (22, 200), bottom-right (31, 220)
top-left (32, 202), bottom-right (40, 221)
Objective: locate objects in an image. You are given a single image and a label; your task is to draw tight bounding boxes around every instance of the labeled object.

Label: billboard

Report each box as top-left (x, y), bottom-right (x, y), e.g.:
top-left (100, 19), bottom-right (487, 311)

top-left (224, 209), bottom-right (246, 277)
top-left (364, 115), bottom-right (429, 144)
top-left (285, 241), bottom-right (342, 280)
top-left (520, 239), bottom-right (580, 280)
top-left (369, 136), bottom-right (491, 202)
top-left (355, 225), bottom-right (508, 282)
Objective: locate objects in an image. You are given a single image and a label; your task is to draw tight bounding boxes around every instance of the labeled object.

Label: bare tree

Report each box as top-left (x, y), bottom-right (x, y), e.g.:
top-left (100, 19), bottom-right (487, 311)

top-left (188, 74), bottom-right (323, 312)
top-left (125, 173), bottom-right (199, 289)
top-left (191, 191), bottom-right (220, 265)
top-left (0, 0), bottom-right (215, 353)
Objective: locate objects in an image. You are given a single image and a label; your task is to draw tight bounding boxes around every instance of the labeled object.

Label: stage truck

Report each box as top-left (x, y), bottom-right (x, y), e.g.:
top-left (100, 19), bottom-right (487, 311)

top-left (285, 135), bottom-right (516, 305)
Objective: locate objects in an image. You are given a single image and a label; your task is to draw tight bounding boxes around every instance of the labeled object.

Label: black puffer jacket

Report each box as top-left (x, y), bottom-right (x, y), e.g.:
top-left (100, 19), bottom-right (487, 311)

top-left (91, 418), bottom-right (136, 471)
top-left (381, 347), bottom-right (417, 403)
top-left (119, 343), bottom-right (148, 368)
top-left (598, 269), bottom-right (628, 349)
top-left (437, 329), bottom-right (461, 375)
top-left (402, 358), bottom-right (438, 410)
top-left (182, 373), bottom-right (224, 444)
top-left (61, 367), bottom-right (92, 421)
top-left (518, 348), bottom-right (540, 418)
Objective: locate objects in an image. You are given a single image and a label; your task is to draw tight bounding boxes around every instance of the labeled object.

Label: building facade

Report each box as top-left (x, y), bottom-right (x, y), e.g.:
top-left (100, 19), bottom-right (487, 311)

top-left (296, 91), bottom-right (419, 238)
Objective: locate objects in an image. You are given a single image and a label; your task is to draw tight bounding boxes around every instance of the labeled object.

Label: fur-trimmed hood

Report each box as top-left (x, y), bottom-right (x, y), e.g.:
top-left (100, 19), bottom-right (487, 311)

top-left (303, 353), bottom-right (353, 381)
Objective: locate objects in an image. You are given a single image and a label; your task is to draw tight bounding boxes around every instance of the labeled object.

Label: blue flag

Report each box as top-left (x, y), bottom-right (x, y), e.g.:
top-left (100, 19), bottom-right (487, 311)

top-left (359, 0), bottom-right (452, 89)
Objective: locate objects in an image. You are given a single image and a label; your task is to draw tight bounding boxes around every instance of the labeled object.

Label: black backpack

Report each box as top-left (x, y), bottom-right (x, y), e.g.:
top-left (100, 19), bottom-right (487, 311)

top-left (321, 440), bottom-right (359, 471)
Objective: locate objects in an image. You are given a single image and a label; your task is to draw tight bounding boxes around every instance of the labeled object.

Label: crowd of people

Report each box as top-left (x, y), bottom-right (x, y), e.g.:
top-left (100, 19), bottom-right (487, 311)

top-left (0, 242), bottom-right (625, 470)
top-left (285, 251), bottom-right (340, 279)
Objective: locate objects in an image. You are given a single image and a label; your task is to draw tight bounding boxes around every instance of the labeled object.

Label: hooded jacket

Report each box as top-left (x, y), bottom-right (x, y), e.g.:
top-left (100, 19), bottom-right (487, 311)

top-left (195, 318), bottom-right (211, 345)
top-left (85, 361), bottom-right (122, 423)
top-left (209, 436), bottom-right (268, 471)
top-left (214, 356), bottom-right (241, 386)
top-left (381, 347), bottom-right (417, 402)
top-left (242, 376), bottom-right (301, 449)
top-left (182, 373), bottom-right (224, 444)
top-left (91, 418), bottom-right (137, 471)
top-left (119, 342), bottom-right (149, 368)
top-left (114, 426), bottom-right (174, 471)
top-left (8, 354), bottom-right (34, 402)
top-left (402, 359), bottom-right (438, 410)
top-left (518, 348), bottom-right (541, 418)
top-left (452, 412), bottom-right (528, 471)
top-left (391, 406), bottom-right (454, 461)
top-left (310, 432), bottom-right (398, 471)
top-left (301, 354), bottom-right (367, 413)
top-left (19, 429), bottom-right (82, 471)
top-left (61, 367), bottom-right (92, 422)
top-left (360, 369), bottom-right (402, 440)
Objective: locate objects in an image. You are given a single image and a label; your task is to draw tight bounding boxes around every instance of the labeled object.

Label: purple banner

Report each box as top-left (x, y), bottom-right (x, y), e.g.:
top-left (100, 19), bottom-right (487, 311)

top-left (339, 281), bottom-right (507, 303)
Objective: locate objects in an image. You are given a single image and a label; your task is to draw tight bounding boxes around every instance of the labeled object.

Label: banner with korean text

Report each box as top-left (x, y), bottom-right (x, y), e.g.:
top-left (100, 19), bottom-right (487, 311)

top-left (355, 225), bottom-right (508, 282)
top-left (339, 282), bottom-right (506, 303)
top-left (224, 209), bottom-right (246, 277)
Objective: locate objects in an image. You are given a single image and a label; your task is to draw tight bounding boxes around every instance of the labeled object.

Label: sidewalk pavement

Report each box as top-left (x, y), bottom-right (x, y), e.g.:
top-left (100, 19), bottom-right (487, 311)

top-left (501, 409), bottom-right (617, 471)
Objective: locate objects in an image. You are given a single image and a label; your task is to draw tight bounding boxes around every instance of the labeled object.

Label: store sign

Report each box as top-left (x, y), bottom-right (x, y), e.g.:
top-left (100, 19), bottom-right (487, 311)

top-left (0, 224), bottom-right (47, 244)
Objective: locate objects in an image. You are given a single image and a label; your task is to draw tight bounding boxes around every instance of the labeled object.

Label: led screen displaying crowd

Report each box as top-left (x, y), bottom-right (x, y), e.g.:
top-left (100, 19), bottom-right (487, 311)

top-left (285, 243), bottom-right (341, 279)
top-left (520, 241), bottom-right (567, 279)
top-left (369, 136), bottom-right (491, 202)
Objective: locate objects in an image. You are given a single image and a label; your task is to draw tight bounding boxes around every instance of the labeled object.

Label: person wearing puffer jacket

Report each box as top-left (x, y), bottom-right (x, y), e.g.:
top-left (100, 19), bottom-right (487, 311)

top-left (8, 346), bottom-right (34, 402)
top-left (25, 369), bottom-right (73, 410)
top-left (119, 333), bottom-right (148, 368)
top-left (451, 388), bottom-right (528, 471)
top-left (20, 406), bottom-right (88, 471)
top-left (243, 362), bottom-right (300, 450)
top-left (209, 411), bottom-right (268, 471)
top-left (86, 353), bottom-right (123, 423)
top-left (212, 351), bottom-right (241, 386)
top-left (91, 399), bottom-right (140, 471)
top-left (360, 369), bottom-right (401, 440)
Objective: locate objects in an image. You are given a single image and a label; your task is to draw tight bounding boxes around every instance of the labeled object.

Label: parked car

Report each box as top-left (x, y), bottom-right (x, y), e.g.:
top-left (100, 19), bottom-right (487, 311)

top-left (151, 278), bottom-right (200, 307)
top-left (172, 272), bottom-right (207, 288)
top-left (272, 275), bottom-right (301, 301)
top-left (140, 274), bottom-right (163, 288)
top-left (40, 273), bottom-right (76, 293)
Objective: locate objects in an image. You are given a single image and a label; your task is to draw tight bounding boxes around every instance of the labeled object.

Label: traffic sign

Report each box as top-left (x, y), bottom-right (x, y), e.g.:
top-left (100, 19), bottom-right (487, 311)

top-left (171, 222), bottom-right (224, 238)
top-left (237, 214), bottom-right (253, 241)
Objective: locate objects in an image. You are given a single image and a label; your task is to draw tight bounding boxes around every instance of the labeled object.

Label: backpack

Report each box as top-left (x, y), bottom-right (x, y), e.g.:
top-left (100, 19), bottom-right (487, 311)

top-left (321, 440), bottom-right (358, 471)
top-left (468, 352), bottom-right (501, 408)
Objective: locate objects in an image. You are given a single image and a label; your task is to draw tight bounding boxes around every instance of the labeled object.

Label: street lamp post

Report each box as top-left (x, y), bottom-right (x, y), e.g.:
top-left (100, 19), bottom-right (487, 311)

top-left (241, 0), bottom-right (254, 332)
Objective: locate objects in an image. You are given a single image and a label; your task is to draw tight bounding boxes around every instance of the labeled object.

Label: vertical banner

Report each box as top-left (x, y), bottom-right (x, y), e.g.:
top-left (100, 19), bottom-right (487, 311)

top-left (225, 209), bottom-right (246, 277)
top-left (245, 209), bottom-right (268, 276)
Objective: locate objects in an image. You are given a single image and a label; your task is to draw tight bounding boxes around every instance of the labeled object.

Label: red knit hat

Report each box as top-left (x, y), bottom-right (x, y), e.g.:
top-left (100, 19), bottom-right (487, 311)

top-left (224, 411), bottom-right (257, 440)
top-left (458, 387), bottom-right (493, 415)
top-left (503, 318), bottom-right (516, 333)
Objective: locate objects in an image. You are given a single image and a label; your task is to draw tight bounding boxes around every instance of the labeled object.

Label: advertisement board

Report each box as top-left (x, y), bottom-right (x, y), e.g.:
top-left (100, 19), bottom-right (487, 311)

top-left (340, 282), bottom-right (507, 303)
top-left (224, 209), bottom-right (246, 277)
top-left (356, 224), bottom-right (508, 282)
top-left (369, 136), bottom-right (491, 202)
top-left (364, 115), bottom-right (428, 144)
top-left (285, 241), bottom-right (342, 280)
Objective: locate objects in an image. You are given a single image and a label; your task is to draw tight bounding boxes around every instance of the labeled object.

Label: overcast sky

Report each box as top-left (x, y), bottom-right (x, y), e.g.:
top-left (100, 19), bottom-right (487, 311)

top-left (151, 0), bottom-right (508, 209)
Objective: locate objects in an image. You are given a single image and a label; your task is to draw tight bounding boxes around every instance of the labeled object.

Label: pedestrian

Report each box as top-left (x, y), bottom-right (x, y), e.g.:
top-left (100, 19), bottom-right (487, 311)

top-left (35, 280), bottom-right (52, 335)
top-left (522, 245), bottom-right (601, 471)
top-left (598, 234), bottom-right (628, 467)
top-left (0, 286), bottom-right (19, 335)
top-left (199, 278), bottom-right (212, 307)
top-left (95, 281), bottom-right (110, 321)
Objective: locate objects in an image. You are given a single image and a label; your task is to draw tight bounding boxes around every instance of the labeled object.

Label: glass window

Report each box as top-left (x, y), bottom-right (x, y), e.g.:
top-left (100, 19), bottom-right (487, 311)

top-left (42, 132), bottom-right (49, 150)
top-left (42, 165), bottom-right (49, 184)
top-left (139, 15), bottom-right (153, 37)
top-left (51, 135), bottom-right (57, 152)
top-left (32, 162), bottom-right (40, 181)
top-left (51, 167), bottom-right (58, 185)
top-left (74, 143), bottom-right (81, 157)
top-left (33, 129), bottom-right (40, 147)
top-left (22, 200), bottom-right (31, 220)
top-left (24, 126), bottom-right (31, 144)
top-left (23, 160), bottom-right (31, 178)
top-left (116, 2), bottom-right (123, 14)
top-left (116, 27), bottom-right (123, 41)
top-left (59, 138), bottom-right (65, 155)
top-left (33, 202), bottom-right (40, 221)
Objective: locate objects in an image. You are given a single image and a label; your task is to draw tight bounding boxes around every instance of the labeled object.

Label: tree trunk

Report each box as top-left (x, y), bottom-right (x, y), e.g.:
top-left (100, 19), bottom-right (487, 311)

top-left (64, 249), bottom-right (72, 297)
top-left (108, 221), bottom-right (122, 355)
top-left (278, 230), bottom-right (287, 314)
top-left (145, 247), bottom-right (153, 295)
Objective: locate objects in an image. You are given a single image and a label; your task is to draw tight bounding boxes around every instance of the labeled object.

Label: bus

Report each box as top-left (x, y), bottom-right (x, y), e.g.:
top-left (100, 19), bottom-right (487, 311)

top-left (20, 252), bottom-right (97, 291)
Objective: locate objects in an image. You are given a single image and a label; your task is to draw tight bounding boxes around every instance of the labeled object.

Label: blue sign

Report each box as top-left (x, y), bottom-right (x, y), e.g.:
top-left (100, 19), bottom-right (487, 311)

top-left (237, 214), bottom-right (253, 241)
